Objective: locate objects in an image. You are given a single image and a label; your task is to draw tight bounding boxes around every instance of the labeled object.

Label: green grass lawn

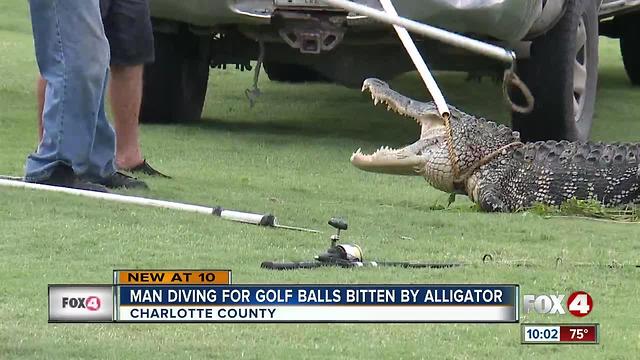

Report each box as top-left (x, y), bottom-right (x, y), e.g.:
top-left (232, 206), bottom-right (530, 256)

top-left (1, 4), bottom-right (639, 360)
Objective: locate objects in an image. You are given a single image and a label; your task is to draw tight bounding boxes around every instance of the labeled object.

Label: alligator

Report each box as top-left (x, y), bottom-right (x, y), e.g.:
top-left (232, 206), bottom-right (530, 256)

top-left (350, 78), bottom-right (640, 212)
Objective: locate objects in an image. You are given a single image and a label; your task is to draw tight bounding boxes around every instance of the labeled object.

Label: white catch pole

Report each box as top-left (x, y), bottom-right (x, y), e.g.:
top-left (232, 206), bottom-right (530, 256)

top-left (378, 0), bottom-right (449, 117)
top-left (1, 178), bottom-right (212, 213)
top-left (322, 0), bottom-right (515, 64)
top-left (0, 178), bottom-right (319, 233)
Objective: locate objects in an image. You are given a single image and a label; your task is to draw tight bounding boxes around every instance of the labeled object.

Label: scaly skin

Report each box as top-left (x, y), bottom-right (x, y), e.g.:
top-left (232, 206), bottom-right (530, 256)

top-left (351, 79), bottom-right (640, 212)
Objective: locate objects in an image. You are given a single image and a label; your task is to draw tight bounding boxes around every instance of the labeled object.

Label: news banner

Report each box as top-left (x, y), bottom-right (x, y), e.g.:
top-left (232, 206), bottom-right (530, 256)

top-left (48, 270), bottom-right (599, 344)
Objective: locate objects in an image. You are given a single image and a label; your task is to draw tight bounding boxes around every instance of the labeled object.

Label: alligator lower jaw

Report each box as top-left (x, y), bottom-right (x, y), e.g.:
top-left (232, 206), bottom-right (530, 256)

top-left (350, 147), bottom-right (424, 175)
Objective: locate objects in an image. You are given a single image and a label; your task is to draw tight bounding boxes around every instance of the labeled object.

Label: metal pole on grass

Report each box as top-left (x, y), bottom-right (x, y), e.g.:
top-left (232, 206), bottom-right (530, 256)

top-left (0, 178), bottom-right (319, 233)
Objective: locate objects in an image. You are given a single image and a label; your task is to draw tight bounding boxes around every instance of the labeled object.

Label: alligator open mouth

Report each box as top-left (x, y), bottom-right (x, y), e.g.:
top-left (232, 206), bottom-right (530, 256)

top-left (350, 78), bottom-right (443, 175)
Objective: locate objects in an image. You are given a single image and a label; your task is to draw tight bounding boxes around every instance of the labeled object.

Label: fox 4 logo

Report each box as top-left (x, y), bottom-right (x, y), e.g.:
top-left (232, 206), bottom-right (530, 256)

top-left (524, 291), bottom-right (593, 317)
top-left (62, 296), bottom-right (102, 311)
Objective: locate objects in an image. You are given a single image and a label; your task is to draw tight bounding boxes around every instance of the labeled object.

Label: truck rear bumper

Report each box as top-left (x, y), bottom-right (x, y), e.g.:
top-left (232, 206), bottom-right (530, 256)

top-left (149, 0), bottom-right (545, 42)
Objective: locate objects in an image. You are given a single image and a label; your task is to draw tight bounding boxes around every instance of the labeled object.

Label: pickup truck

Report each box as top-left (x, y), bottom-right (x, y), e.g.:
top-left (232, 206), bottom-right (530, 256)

top-left (141, 0), bottom-right (640, 142)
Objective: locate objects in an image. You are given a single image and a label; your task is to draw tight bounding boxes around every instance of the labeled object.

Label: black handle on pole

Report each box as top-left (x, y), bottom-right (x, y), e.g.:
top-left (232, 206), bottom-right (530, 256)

top-left (328, 218), bottom-right (348, 230)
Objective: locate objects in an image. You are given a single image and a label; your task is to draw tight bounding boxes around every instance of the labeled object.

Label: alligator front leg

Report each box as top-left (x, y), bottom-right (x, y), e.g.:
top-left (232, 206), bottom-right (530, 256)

top-left (476, 184), bottom-right (511, 212)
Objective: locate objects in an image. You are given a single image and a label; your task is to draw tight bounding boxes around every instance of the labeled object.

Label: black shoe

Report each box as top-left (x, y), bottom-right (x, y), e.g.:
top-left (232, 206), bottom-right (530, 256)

top-left (29, 165), bottom-right (109, 193)
top-left (123, 159), bottom-right (171, 178)
top-left (98, 172), bottom-right (148, 190)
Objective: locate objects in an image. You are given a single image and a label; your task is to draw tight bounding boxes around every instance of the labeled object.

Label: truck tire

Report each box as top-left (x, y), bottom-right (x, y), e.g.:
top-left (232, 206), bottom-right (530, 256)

top-left (140, 29), bottom-right (211, 124)
top-left (620, 14), bottom-right (640, 86)
top-left (264, 62), bottom-right (330, 83)
top-left (511, 0), bottom-right (598, 142)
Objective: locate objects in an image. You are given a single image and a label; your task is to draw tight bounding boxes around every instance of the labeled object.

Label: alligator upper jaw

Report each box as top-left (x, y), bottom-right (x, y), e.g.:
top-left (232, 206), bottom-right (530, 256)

top-left (350, 145), bottom-right (425, 175)
top-left (350, 78), bottom-right (437, 175)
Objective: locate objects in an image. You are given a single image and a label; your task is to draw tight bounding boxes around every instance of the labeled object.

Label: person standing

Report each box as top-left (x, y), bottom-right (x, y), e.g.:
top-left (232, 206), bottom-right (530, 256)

top-left (27, 0), bottom-right (147, 191)
top-left (36, 0), bottom-right (169, 178)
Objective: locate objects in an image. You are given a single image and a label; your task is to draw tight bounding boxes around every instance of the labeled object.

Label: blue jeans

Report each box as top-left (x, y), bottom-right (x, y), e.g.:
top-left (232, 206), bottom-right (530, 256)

top-left (26, 0), bottom-right (116, 182)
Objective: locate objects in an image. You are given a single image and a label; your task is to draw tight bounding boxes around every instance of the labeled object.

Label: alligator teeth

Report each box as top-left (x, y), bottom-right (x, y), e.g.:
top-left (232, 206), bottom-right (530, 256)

top-left (374, 98), bottom-right (379, 106)
top-left (373, 146), bottom-right (394, 153)
top-left (350, 148), bottom-right (363, 161)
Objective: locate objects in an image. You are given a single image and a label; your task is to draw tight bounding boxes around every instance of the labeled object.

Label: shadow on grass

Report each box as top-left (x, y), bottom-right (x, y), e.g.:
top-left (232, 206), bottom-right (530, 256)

top-left (186, 78), bottom-right (508, 143)
top-left (181, 116), bottom-right (419, 144)
top-left (598, 66), bottom-right (636, 90)
top-left (150, 64), bottom-right (637, 146)
top-left (165, 66), bottom-right (640, 144)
